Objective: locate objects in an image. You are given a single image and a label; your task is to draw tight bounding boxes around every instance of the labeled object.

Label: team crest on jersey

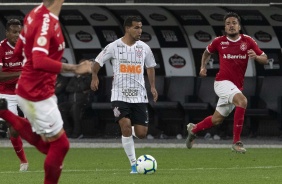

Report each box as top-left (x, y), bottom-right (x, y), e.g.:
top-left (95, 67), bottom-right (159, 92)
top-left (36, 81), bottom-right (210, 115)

top-left (136, 49), bottom-right (143, 58)
top-left (240, 42), bottom-right (247, 51)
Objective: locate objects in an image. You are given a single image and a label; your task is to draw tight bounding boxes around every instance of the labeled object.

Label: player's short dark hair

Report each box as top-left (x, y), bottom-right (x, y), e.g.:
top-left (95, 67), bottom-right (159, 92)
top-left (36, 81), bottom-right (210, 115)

top-left (223, 12), bottom-right (241, 25)
top-left (123, 16), bottom-right (142, 29)
top-left (6, 19), bottom-right (21, 31)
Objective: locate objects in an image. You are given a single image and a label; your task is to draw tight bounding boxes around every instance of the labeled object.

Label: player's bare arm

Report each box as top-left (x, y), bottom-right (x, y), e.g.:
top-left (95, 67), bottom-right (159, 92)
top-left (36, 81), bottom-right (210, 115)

top-left (61, 60), bottom-right (92, 75)
top-left (0, 70), bottom-right (21, 82)
top-left (247, 49), bottom-right (268, 65)
top-left (91, 61), bottom-right (101, 91)
top-left (199, 50), bottom-right (212, 77)
top-left (146, 67), bottom-right (158, 102)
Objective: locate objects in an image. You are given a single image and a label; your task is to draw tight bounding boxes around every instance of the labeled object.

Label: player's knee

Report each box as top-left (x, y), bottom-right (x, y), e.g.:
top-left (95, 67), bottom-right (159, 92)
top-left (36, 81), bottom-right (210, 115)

top-left (238, 97), bottom-right (248, 108)
top-left (9, 127), bottom-right (19, 137)
top-left (136, 132), bottom-right (146, 139)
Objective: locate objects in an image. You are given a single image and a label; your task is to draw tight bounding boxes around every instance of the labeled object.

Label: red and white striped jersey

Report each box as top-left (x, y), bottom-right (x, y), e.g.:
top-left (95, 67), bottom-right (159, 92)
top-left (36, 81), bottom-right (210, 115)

top-left (95, 38), bottom-right (156, 103)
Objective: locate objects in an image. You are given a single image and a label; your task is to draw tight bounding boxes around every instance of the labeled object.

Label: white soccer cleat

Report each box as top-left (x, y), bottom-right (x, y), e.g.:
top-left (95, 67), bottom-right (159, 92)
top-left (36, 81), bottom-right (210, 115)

top-left (19, 163), bottom-right (29, 172)
top-left (231, 141), bottom-right (247, 154)
top-left (185, 123), bottom-right (196, 149)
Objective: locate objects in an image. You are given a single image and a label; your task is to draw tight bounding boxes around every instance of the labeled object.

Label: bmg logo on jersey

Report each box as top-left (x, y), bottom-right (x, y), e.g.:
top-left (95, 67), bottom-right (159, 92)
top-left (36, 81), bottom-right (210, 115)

top-left (120, 64), bottom-right (142, 74)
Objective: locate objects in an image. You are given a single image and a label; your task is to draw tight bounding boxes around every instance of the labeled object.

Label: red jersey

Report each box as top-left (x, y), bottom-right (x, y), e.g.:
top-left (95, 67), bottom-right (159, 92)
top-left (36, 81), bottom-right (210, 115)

top-left (207, 34), bottom-right (264, 90)
top-left (0, 39), bottom-right (23, 94)
top-left (15, 4), bottom-right (64, 101)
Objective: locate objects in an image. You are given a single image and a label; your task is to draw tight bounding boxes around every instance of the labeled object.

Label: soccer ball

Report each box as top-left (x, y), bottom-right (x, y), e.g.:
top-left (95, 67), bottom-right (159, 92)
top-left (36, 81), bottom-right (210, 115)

top-left (136, 154), bottom-right (157, 174)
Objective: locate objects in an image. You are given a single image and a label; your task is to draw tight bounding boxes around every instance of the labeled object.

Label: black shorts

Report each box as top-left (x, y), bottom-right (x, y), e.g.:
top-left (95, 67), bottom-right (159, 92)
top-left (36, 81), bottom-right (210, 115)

top-left (112, 101), bottom-right (149, 126)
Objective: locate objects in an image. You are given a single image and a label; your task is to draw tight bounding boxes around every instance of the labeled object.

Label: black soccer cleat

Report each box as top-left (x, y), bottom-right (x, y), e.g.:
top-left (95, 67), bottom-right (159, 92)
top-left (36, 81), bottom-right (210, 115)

top-left (0, 98), bottom-right (8, 110)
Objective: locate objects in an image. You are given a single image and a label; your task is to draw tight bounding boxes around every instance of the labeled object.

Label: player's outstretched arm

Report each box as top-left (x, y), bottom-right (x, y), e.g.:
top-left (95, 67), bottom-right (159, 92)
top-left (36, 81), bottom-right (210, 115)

top-left (61, 60), bottom-right (92, 75)
top-left (91, 62), bottom-right (101, 91)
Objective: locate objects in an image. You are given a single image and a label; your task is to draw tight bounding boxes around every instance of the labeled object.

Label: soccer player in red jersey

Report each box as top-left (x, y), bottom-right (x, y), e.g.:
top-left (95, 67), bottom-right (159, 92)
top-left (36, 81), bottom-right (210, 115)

top-left (0, 19), bottom-right (29, 171)
top-left (0, 0), bottom-right (91, 183)
top-left (186, 12), bottom-right (268, 153)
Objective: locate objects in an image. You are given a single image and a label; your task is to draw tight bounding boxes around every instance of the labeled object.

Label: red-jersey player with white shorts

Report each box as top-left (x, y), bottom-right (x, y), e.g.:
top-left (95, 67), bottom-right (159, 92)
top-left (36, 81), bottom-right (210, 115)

top-left (0, 1), bottom-right (91, 183)
top-left (91, 16), bottom-right (158, 174)
top-left (0, 19), bottom-right (29, 171)
top-left (186, 12), bottom-right (268, 153)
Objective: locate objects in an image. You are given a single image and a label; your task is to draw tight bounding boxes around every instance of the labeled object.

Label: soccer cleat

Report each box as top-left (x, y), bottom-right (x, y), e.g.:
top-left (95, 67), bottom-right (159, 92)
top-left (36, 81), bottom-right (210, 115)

top-left (19, 163), bottom-right (29, 172)
top-left (0, 98), bottom-right (8, 110)
top-left (231, 141), bottom-right (247, 154)
top-left (130, 164), bottom-right (138, 174)
top-left (185, 123), bottom-right (197, 149)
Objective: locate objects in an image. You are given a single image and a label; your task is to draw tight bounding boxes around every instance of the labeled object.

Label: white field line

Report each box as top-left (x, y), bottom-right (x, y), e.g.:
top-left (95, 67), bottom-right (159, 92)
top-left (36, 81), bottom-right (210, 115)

top-left (1, 165), bottom-right (282, 174)
top-left (1, 142), bottom-right (282, 148)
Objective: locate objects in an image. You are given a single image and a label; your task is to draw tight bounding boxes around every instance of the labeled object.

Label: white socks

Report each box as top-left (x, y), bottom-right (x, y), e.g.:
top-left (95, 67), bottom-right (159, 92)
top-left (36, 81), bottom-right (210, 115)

top-left (122, 135), bottom-right (136, 166)
top-left (131, 126), bottom-right (139, 139)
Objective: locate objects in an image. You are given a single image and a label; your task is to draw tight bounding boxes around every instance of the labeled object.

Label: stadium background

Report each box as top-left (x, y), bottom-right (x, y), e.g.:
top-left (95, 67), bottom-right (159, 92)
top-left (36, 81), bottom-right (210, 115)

top-left (0, 0), bottom-right (281, 139)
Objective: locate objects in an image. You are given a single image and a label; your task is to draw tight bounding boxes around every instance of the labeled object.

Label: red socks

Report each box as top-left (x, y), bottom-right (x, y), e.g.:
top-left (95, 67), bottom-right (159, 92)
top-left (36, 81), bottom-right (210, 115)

top-left (192, 116), bottom-right (213, 134)
top-left (233, 107), bottom-right (246, 143)
top-left (44, 132), bottom-right (70, 184)
top-left (10, 136), bottom-right (28, 163)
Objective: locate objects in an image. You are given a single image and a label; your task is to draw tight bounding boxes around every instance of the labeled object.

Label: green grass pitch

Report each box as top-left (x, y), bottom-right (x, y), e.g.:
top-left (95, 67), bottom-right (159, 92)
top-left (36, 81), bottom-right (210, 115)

top-left (1, 147), bottom-right (282, 184)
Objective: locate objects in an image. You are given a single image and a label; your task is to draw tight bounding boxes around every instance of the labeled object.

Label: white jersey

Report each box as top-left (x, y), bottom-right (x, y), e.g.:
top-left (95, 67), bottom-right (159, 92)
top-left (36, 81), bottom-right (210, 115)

top-left (95, 38), bottom-right (156, 103)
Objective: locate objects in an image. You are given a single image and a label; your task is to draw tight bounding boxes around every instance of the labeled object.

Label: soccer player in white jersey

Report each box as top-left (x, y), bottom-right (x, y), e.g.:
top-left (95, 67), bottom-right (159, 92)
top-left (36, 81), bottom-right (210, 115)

top-left (186, 12), bottom-right (268, 153)
top-left (91, 16), bottom-right (158, 173)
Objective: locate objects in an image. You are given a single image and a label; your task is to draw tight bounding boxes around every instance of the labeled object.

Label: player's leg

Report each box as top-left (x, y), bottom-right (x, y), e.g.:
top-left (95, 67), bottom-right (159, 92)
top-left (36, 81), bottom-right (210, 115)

top-left (3, 97), bottom-right (29, 171)
top-left (0, 98), bottom-right (50, 154)
top-left (113, 101), bottom-right (137, 174)
top-left (131, 103), bottom-right (149, 140)
top-left (18, 95), bottom-right (70, 184)
top-left (186, 111), bottom-right (225, 149)
top-left (232, 92), bottom-right (247, 153)
top-left (8, 126), bottom-right (29, 171)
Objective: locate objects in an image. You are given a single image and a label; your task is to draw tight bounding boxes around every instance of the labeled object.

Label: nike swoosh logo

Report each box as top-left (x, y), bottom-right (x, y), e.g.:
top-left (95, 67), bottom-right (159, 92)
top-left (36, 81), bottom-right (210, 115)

top-left (5, 57), bottom-right (12, 59)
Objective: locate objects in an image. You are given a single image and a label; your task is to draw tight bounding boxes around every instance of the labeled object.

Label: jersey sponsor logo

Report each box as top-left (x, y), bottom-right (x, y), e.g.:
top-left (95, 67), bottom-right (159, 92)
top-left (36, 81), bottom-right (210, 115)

top-left (120, 64), bottom-right (142, 74)
top-left (41, 14), bottom-right (50, 36)
top-left (36, 13), bottom-right (50, 47)
top-left (222, 46), bottom-right (228, 49)
top-left (223, 54), bottom-right (247, 59)
top-left (122, 88), bottom-right (139, 97)
top-left (4, 61), bottom-right (23, 67)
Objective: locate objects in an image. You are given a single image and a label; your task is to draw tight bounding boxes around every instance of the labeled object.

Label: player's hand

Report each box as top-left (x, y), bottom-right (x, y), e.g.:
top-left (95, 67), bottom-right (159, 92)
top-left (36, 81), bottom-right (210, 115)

top-left (91, 74), bottom-right (99, 91)
top-left (151, 88), bottom-right (158, 102)
top-left (247, 49), bottom-right (257, 59)
top-left (199, 68), bottom-right (207, 77)
top-left (75, 60), bottom-right (92, 75)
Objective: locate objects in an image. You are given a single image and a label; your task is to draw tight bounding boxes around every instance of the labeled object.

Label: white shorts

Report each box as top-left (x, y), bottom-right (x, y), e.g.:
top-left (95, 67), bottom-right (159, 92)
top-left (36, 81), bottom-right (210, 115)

top-left (16, 95), bottom-right (63, 137)
top-left (0, 94), bottom-right (18, 121)
top-left (214, 80), bottom-right (242, 117)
